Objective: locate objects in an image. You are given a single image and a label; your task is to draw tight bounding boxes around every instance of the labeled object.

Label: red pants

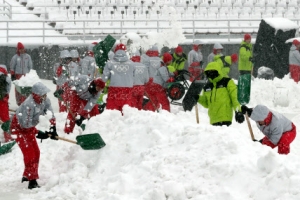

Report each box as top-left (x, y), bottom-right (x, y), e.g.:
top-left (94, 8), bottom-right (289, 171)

top-left (106, 87), bottom-right (133, 112)
top-left (144, 83), bottom-right (170, 112)
top-left (10, 115), bottom-right (39, 180)
top-left (64, 90), bottom-right (99, 134)
top-left (289, 65), bottom-right (300, 83)
top-left (132, 85), bottom-right (145, 110)
top-left (261, 123), bottom-right (296, 154)
top-left (15, 74), bottom-right (27, 106)
top-left (0, 94), bottom-right (12, 142)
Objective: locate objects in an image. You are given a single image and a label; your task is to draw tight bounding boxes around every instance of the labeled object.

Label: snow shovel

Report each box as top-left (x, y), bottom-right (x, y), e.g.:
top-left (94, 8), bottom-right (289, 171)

top-left (53, 133), bottom-right (106, 150)
top-left (0, 120), bottom-right (10, 132)
top-left (0, 141), bottom-right (16, 156)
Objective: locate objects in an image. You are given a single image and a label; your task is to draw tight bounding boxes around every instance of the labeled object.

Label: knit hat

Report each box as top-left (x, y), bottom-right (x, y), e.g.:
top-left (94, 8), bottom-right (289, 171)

top-left (114, 43), bottom-right (126, 53)
top-left (17, 42), bottom-right (24, 50)
top-left (131, 56), bottom-right (141, 62)
top-left (244, 34), bottom-right (251, 41)
top-left (293, 39), bottom-right (300, 46)
top-left (70, 49), bottom-right (79, 58)
top-left (231, 54), bottom-right (238, 63)
top-left (163, 53), bottom-right (172, 64)
top-left (175, 46), bottom-right (183, 54)
top-left (146, 45), bottom-right (159, 57)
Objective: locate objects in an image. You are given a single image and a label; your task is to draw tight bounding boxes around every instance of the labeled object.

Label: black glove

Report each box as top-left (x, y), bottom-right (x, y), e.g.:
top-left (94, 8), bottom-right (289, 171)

top-left (11, 74), bottom-right (16, 81)
top-left (241, 105), bottom-right (253, 116)
top-left (36, 131), bottom-right (49, 140)
top-left (48, 126), bottom-right (58, 140)
top-left (75, 116), bottom-right (85, 126)
top-left (193, 94), bottom-right (199, 101)
top-left (98, 103), bottom-right (106, 114)
top-left (235, 111), bottom-right (245, 123)
top-left (52, 77), bottom-right (57, 85)
top-left (249, 57), bottom-right (253, 62)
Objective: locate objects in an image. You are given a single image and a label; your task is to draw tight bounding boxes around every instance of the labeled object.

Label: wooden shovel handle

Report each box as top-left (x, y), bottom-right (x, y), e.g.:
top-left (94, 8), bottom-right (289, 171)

top-left (48, 134), bottom-right (77, 144)
top-left (195, 104), bottom-right (199, 124)
top-left (245, 113), bottom-right (255, 141)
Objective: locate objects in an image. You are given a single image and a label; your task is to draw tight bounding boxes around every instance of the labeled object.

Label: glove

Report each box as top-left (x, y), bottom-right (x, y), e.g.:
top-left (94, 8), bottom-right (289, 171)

top-left (193, 94), bottom-right (199, 101)
top-left (36, 131), bottom-right (49, 140)
top-left (249, 57), bottom-right (253, 62)
top-left (54, 89), bottom-right (64, 99)
top-left (235, 111), bottom-right (245, 123)
top-left (241, 105), bottom-right (253, 116)
top-left (11, 74), bottom-right (16, 81)
top-left (47, 126), bottom-right (58, 140)
top-left (98, 103), bottom-right (106, 114)
top-left (75, 116), bottom-right (85, 126)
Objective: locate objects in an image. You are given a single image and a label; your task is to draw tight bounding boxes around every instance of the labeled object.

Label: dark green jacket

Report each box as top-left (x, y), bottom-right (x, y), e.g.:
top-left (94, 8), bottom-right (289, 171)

top-left (171, 52), bottom-right (187, 71)
top-left (198, 62), bottom-right (241, 124)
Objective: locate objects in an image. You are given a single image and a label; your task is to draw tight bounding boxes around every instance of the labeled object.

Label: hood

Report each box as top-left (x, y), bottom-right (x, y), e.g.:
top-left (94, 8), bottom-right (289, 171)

top-left (250, 105), bottom-right (270, 121)
top-left (113, 50), bottom-right (129, 62)
top-left (214, 55), bottom-right (232, 66)
top-left (204, 62), bottom-right (223, 83)
top-left (32, 82), bottom-right (51, 96)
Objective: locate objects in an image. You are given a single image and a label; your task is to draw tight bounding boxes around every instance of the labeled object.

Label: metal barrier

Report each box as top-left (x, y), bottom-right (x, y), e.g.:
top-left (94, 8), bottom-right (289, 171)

top-left (0, 18), bottom-right (299, 43)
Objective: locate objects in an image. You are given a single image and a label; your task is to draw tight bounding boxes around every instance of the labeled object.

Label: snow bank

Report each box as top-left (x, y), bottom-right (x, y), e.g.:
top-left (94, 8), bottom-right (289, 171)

top-left (13, 70), bottom-right (41, 87)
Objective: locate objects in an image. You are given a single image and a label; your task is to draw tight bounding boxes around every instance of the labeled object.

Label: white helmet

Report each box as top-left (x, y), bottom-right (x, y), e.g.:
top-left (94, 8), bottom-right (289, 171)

top-left (194, 40), bottom-right (205, 45)
top-left (70, 49), bottom-right (79, 58)
top-left (213, 43), bottom-right (223, 49)
top-left (60, 50), bottom-right (71, 58)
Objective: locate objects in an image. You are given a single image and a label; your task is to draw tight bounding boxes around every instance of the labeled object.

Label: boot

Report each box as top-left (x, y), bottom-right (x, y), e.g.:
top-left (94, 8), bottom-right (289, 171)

top-left (21, 177), bottom-right (28, 183)
top-left (28, 179), bottom-right (40, 189)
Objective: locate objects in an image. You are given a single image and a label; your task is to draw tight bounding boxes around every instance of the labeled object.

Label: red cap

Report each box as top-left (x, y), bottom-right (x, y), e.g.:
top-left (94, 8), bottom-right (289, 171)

top-left (114, 43), bottom-right (126, 53)
top-left (293, 39), bottom-right (300, 46)
top-left (244, 34), bottom-right (251, 41)
top-left (17, 42), bottom-right (24, 50)
top-left (163, 53), bottom-right (172, 64)
top-left (93, 78), bottom-right (105, 90)
top-left (175, 46), bottom-right (183, 54)
top-left (231, 54), bottom-right (238, 63)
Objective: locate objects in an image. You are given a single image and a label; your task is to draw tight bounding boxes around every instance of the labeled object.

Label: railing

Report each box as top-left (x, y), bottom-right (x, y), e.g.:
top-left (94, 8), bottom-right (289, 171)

top-left (0, 18), bottom-right (299, 43)
top-left (0, 0), bottom-right (11, 19)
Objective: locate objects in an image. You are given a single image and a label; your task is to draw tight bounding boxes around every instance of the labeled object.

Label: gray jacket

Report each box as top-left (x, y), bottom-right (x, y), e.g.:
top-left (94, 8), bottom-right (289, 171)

top-left (133, 62), bottom-right (149, 86)
top-left (153, 66), bottom-right (171, 88)
top-left (188, 49), bottom-right (203, 67)
top-left (55, 61), bottom-right (79, 87)
top-left (289, 45), bottom-right (300, 66)
top-left (68, 75), bottom-right (101, 111)
top-left (0, 65), bottom-right (11, 94)
top-left (16, 82), bottom-right (54, 128)
top-left (102, 50), bottom-right (135, 87)
top-left (80, 56), bottom-right (99, 78)
top-left (10, 53), bottom-right (33, 74)
top-left (250, 105), bottom-right (292, 145)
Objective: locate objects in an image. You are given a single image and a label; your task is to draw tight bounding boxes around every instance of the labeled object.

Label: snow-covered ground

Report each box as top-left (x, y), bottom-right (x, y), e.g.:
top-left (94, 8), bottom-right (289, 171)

top-left (1, 74), bottom-right (300, 200)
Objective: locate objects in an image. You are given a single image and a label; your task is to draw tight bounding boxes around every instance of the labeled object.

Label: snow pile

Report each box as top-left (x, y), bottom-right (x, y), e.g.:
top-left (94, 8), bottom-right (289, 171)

top-left (13, 70), bottom-right (41, 87)
top-left (2, 75), bottom-right (300, 199)
top-left (264, 18), bottom-right (299, 31)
